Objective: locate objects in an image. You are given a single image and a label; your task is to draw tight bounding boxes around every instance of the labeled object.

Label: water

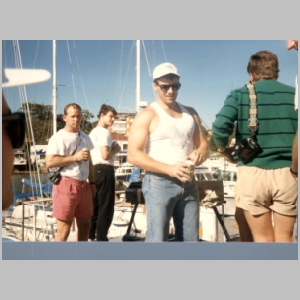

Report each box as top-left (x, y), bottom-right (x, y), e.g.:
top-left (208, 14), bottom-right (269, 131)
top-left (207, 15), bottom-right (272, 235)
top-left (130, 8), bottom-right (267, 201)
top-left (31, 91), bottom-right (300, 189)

top-left (11, 172), bottom-right (126, 195)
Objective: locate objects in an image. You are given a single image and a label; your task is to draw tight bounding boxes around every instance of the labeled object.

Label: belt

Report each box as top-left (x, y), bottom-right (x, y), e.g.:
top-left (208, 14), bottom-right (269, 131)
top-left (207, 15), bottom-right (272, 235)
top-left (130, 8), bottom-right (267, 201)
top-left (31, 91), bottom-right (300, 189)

top-left (94, 163), bottom-right (112, 167)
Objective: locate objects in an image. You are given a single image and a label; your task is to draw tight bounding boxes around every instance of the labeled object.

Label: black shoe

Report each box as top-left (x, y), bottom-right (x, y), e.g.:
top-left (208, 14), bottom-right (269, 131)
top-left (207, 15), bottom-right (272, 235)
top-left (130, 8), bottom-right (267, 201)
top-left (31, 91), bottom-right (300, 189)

top-left (168, 234), bottom-right (175, 241)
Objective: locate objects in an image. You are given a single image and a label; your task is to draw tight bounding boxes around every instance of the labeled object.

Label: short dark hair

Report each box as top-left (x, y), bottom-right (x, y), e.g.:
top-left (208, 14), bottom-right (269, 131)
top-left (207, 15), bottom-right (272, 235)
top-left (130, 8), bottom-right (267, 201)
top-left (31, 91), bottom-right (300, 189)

top-left (97, 104), bottom-right (117, 119)
top-left (64, 103), bottom-right (81, 115)
top-left (154, 74), bottom-right (180, 84)
top-left (247, 51), bottom-right (279, 81)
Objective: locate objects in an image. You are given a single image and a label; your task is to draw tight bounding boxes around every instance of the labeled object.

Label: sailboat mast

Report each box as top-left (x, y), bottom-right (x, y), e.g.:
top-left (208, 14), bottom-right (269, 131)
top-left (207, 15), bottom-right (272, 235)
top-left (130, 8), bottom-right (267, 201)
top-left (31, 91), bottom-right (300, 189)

top-left (136, 40), bottom-right (140, 113)
top-left (52, 40), bottom-right (57, 134)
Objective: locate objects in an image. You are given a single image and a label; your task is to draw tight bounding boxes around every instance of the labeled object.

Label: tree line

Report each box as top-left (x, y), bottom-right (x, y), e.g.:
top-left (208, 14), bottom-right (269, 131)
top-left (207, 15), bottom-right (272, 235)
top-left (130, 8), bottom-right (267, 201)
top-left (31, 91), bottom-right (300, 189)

top-left (20, 102), bottom-right (235, 152)
top-left (20, 102), bottom-right (95, 145)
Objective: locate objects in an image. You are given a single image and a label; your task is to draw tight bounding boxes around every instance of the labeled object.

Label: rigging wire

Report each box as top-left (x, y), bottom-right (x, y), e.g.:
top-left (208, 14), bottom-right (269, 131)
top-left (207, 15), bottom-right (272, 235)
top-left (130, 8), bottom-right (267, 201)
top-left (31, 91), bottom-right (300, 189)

top-left (151, 40), bottom-right (157, 67)
top-left (72, 40), bottom-right (90, 113)
top-left (114, 40), bottom-right (124, 103)
top-left (12, 40), bottom-right (44, 192)
top-left (39, 105), bottom-right (52, 144)
top-left (32, 40), bottom-right (40, 69)
top-left (10, 40), bottom-right (53, 238)
top-left (118, 41), bottom-right (135, 113)
top-left (102, 56), bottom-right (114, 107)
top-left (66, 40), bottom-right (77, 102)
top-left (141, 40), bottom-right (152, 77)
top-left (160, 40), bottom-right (168, 62)
top-left (142, 40), bottom-right (157, 101)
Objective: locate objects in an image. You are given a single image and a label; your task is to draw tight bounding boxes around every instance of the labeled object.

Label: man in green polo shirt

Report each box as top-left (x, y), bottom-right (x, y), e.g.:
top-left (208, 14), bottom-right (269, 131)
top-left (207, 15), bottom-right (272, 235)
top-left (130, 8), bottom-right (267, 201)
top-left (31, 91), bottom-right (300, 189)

top-left (212, 50), bottom-right (298, 242)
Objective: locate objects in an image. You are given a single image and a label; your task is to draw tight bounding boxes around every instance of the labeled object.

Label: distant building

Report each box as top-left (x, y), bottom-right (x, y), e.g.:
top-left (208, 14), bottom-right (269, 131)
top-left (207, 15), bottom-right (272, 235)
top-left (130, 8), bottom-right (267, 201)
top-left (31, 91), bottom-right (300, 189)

top-left (108, 102), bottom-right (149, 167)
top-left (109, 112), bottom-right (135, 136)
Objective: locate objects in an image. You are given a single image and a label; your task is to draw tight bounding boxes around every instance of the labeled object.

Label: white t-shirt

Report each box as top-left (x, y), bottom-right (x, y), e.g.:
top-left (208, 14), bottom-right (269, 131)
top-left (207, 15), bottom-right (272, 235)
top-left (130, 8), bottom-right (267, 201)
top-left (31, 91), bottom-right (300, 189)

top-left (89, 126), bottom-right (114, 166)
top-left (46, 129), bottom-right (94, 180)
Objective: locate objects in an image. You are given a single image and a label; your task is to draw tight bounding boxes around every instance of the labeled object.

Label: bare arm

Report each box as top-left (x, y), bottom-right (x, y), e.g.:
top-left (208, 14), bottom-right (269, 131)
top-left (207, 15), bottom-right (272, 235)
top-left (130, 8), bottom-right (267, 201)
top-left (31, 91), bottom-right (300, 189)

top-left (101, 143), bottom-right (121, 161)
top-left (291, 130), bottom-right (298, 179)
top-left (217, 146), bottom-right (238, 164)
top-left (127, 108), bottom-right (190, 182)
top-left (186, 107), bottom-right (209, 166)
top-left (46, 149), bottom-right (89, 169)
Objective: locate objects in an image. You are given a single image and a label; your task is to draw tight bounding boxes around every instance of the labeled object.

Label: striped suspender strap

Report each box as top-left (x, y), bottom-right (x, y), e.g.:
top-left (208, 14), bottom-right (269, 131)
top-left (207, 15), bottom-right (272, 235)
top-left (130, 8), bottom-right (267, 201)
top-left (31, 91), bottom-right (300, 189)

top-left (246, 83), bottom-right (259, 137)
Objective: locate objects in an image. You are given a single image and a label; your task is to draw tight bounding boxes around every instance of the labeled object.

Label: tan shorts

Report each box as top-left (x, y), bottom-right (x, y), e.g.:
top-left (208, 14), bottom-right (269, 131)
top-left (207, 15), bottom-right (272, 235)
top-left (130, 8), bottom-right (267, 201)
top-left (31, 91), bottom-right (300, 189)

top-left (235, 167), bottom-right (298, 216)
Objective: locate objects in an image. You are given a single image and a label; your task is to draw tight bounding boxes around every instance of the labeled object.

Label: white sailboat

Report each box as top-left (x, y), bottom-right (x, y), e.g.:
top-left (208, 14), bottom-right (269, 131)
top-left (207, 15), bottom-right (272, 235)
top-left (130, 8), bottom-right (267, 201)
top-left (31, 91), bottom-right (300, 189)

top-left (13, 149), bottom-right (27, 169)
top-left (3, 40), bottom-right (59, 241)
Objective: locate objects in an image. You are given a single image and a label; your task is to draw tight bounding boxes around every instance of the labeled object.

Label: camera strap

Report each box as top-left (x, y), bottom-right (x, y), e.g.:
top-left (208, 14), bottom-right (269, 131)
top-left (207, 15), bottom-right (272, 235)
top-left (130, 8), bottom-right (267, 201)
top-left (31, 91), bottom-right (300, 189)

top-left (246, 83), bottom-right (258, 137)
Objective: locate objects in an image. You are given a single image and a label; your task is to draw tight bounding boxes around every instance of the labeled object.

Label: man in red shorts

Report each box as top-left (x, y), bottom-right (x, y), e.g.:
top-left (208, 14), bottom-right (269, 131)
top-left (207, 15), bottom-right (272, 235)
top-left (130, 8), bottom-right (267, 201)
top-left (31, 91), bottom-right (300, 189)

top-left (46, 103), bottom-right (96, 241)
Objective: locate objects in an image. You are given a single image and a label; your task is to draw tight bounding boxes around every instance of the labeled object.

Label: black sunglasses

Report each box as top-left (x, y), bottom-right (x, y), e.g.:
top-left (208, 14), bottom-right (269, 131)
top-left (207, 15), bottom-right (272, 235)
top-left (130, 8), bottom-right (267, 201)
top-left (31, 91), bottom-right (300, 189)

top-left (157, 83), bottom-right (181, 92)
top-left (2, 112), bottom-right (26, 149)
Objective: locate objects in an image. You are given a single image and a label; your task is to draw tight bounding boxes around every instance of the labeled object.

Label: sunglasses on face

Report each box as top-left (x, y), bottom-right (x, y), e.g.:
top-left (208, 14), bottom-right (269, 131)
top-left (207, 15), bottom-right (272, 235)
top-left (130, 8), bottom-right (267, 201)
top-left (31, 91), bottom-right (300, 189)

top-left (157, 83), bottom-right (181, 92)
top-left (2, 112), bottom-right (26, 149)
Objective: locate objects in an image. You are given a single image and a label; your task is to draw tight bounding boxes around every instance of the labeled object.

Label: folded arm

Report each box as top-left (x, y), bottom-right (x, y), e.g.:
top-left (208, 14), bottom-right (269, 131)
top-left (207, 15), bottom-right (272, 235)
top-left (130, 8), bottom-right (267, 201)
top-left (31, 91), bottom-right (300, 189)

top-left (46, 149), bottom-right (89, 169)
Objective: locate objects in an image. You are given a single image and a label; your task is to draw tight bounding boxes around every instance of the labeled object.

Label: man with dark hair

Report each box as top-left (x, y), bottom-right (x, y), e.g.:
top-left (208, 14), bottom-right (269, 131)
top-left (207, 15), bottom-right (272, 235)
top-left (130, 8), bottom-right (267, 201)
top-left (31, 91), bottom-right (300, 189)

top-left (89, 104), bottom-right (121, 241)
top-left (2, 68), bottom-right (51, 211)
top-left (46, 103), bottom-right (96, 241)
top-left (128, 62), bottom-right (208, 242)
top-left (212, 51), bottom-right (298, 242)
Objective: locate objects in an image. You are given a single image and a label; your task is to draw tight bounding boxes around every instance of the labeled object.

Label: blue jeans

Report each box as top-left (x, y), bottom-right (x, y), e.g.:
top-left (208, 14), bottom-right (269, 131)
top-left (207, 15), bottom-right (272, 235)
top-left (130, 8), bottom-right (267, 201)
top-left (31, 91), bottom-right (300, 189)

top-left (142, 172), bottom-right (199, 242)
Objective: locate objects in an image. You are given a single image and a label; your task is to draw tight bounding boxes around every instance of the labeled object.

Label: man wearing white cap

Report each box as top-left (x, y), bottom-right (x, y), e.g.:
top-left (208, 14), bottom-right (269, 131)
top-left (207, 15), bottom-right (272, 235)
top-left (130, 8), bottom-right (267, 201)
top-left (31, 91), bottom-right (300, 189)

top-left (2, 68), bottom-right (51, 210)
top-left (128, 62), bottom-right (208, 242)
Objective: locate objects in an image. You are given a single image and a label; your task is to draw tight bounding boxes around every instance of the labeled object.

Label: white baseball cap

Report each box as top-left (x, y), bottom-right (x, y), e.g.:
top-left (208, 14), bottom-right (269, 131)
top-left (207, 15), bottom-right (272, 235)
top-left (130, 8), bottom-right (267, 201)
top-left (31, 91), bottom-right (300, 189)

top-left (153, 62), bottom-right (180, 80)
top-left (2, 68), bottom-right (51, 88)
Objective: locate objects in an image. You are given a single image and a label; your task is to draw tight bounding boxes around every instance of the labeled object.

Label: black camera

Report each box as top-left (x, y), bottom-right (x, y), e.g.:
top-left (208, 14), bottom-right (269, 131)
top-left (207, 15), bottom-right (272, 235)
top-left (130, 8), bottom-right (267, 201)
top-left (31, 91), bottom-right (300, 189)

top-left (47, 170), bottom-right (62, 185)
top-left (231, 138), bottom-right (261, 164)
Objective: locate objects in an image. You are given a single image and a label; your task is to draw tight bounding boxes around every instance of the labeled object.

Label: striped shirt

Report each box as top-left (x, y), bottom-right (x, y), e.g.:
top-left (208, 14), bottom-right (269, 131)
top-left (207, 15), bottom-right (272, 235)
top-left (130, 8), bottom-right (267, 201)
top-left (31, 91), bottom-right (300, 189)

top-left (212, 80), bottom-right (298, 169)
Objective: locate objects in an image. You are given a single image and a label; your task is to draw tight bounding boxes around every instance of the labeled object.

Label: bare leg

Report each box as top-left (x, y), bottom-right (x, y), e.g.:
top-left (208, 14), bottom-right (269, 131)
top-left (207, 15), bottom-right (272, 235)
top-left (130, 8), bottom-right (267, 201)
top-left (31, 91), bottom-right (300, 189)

top-left (235, 207), bottom-right (253, 242)
top-left (273, 212), bottom-right (296, 242)
top-left (76, 217), bottom-right (91, 241)
top-left (54, 219), bottom-right (73, 241)
top-left (244, 211), bottom-right (274, 242)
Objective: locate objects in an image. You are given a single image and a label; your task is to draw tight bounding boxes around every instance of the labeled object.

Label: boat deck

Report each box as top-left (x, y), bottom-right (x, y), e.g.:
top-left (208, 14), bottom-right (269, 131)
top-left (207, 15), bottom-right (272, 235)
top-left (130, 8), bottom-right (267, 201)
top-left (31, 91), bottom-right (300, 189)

top-left (3, 199), bottom-right (297, 243)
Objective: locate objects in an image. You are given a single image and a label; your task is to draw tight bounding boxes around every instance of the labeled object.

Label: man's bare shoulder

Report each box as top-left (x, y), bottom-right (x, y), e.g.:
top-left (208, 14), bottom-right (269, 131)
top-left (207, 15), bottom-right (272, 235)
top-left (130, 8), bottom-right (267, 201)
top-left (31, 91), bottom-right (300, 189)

top-left (133, 105), bottom-right (156, 123)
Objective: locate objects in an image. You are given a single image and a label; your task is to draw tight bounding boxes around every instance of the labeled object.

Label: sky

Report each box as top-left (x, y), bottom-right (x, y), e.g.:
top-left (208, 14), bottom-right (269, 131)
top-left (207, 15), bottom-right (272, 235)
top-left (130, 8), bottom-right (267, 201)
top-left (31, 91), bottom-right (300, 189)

top-left (1, 0), bottom-right (299, 268)
top-left (2, 40), bottom-right (298, 130)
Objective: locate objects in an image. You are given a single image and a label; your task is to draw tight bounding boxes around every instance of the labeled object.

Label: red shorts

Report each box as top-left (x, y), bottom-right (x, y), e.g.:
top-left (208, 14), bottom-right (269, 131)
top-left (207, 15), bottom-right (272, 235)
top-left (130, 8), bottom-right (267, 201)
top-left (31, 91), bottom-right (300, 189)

top-left (52, 176), bottom-right (93, 221)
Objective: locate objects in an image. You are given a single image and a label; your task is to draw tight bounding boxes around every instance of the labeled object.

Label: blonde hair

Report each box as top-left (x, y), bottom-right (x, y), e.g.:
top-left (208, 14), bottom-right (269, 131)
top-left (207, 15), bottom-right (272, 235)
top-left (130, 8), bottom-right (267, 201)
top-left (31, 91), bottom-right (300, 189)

top-left (64, 103), bottom-right (81, 115)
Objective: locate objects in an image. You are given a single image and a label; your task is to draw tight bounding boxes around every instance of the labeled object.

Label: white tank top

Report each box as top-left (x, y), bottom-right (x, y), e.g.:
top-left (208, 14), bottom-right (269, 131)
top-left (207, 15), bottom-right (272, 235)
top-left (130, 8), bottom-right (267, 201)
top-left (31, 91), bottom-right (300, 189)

top-left (145, 102), bottom-right (195, 165)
